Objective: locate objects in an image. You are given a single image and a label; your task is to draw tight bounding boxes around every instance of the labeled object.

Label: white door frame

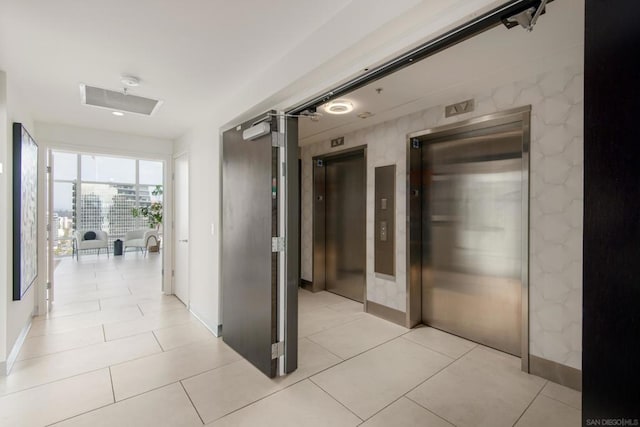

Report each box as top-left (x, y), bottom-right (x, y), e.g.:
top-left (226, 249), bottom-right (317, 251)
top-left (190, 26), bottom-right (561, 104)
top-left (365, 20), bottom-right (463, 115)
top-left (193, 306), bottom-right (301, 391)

top-left (173, 152), bottom-right (189, 304)
top-left (46, 149), bottom-right (54, 310)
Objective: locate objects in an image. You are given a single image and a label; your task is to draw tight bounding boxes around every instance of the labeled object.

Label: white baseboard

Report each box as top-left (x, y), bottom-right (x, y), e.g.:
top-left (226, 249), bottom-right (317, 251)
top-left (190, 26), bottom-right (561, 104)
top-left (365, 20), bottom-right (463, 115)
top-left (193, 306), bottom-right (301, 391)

top-left (3, 319), bottom-right (32, 376)
top-left (189, 307), bottom-right (221, 338)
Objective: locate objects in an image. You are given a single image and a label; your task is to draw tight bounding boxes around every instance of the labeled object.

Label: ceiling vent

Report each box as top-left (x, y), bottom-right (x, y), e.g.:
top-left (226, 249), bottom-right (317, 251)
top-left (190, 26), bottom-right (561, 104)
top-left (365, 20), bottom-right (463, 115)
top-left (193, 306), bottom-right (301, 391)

top-left (80, 84), bottom-right (162, 116)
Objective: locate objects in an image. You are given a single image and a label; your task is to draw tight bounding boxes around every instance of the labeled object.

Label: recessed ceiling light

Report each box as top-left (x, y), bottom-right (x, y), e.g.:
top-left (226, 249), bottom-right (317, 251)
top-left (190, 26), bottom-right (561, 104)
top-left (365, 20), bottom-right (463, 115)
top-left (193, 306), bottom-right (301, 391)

top-left (112, 111), bottom-right (124, 116)
top-left (324, 100), bottom-right (354, 115)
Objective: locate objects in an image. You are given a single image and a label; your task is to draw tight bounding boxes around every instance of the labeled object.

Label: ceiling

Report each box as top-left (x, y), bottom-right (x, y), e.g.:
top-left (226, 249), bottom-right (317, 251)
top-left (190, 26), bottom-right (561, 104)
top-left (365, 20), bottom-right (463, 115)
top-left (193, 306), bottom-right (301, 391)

top-left (0, 0), bottom-right (354, 139)
top-left (0, 0), bottom-right (523, 141)
top-left (1, 1), bottom-right (580, 143)
top-left (298, 0), bottom-right (584, 145)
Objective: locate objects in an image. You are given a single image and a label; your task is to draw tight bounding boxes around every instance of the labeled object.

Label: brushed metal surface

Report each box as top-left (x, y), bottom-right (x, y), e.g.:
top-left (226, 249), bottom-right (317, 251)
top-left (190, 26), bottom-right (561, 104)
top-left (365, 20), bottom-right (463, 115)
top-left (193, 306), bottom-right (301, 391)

top-left (406, 138), bottom-right (423, 328)
top-left (222, 115), bottom-right (278, 378)
top-left (520, 112), bottom-right (531, 371)
top-left (375, 165), bottom-right (395, 275)
top-left (325, 152), bottom-right (366, 303)
top-left (312, 160), bottom-right (326, 293)
top-left (408, 107), bottom-right (530, 358)
top-left (366, 300), bottom-right (406, 327)
top-left (530, 355), bottom-right (582, 392)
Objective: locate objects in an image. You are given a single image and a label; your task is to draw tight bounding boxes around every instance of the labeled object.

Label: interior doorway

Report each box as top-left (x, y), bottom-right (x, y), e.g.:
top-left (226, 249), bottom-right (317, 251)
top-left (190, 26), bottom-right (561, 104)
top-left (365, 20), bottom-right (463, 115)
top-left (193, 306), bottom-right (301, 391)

top-left (310, 148), bottom-right (366, 303)
top-left (48, 150), bottom-right (166, 315)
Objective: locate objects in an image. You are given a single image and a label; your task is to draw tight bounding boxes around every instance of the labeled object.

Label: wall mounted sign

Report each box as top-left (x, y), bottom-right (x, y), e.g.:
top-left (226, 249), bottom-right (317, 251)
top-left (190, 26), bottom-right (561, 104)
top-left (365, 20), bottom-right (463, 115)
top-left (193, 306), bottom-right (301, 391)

top-left (330, 137), bottom-right (345, 148)
top-left (445, 99), bottom-right (475, 117)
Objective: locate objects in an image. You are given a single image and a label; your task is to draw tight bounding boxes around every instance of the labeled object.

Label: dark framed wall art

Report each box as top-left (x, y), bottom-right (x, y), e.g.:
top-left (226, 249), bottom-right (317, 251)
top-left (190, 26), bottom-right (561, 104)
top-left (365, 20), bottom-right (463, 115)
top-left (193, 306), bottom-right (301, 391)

top-left (13, 122), bottom-right (39, 301)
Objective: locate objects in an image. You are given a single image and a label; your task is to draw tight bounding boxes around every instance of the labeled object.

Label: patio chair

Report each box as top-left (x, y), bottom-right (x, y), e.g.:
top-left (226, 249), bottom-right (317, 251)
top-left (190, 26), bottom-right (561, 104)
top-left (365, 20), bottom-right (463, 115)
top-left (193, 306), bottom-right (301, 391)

top-left (123, 229), bottom-right (159, 256)
top-left (73, 230), bottom-right (109, 260)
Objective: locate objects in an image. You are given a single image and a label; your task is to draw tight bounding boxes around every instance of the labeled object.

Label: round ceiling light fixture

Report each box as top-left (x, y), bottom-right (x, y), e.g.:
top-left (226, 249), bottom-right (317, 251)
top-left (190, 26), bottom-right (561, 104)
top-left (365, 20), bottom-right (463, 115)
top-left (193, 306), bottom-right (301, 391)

top-left (120, 75), bottom-right (140, 87)
top-left (324, 99), bottom-right (354, 115)
top-left (112, 111), bottom-right (124, 116)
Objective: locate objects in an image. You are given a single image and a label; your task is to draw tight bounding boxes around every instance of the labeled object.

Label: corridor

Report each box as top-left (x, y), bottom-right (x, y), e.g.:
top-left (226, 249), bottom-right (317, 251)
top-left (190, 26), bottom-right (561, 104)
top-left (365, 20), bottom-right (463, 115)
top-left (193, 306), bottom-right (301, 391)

top-left (0, 256), bottom-right (579, 426)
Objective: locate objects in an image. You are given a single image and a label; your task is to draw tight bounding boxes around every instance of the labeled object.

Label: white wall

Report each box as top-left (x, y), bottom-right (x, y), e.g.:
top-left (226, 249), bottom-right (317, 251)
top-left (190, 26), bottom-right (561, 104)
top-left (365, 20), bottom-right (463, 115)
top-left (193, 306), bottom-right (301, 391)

top-left (301, 55), bottom-right (584, 370)
top-left (0, 71), bottom-right (8, 370)
top-left (174, 123), bottom-right (221, 333)
top-left (0, 70), bottom-right (38, 372)
top-left (35, 122), bottom-right (174, 157)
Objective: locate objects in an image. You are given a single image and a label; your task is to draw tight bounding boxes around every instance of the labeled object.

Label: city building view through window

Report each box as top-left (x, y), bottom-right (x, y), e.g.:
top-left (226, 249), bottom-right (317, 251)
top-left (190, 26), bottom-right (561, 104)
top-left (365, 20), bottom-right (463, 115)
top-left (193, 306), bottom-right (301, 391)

top-left (52, 151), bottom-right (164, 257)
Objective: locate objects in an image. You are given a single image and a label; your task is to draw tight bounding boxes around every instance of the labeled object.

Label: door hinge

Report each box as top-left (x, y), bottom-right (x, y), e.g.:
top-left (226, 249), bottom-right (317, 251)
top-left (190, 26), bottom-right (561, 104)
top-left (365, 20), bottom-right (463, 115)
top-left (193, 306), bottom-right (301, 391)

top-left (172, 270), bottom-right (175, 278)
top-left (271, 236), bottom-right (285, 252)
top-left (411, 138), bottom-right (421, 149)
top-left (281, 161), bottom-right (286, 177)
top-left (271, 132), bottom-right (285, 148)
top-left (271, 341), bottom-right (284, 359)
top-left (46, 281), bottom-right (51, 290)
top-left (46, 166), bottom-right (52, 173)
top-left (46, 223), bottom-right (50, 232)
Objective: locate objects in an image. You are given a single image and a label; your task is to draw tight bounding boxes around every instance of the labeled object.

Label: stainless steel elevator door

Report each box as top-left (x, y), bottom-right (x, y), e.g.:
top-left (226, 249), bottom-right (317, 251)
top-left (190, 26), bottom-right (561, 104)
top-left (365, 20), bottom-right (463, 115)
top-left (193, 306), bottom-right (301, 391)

top-left (422, 123), bottom-right (524, 356)
top-left (325, 153), bottom-right (366, 302)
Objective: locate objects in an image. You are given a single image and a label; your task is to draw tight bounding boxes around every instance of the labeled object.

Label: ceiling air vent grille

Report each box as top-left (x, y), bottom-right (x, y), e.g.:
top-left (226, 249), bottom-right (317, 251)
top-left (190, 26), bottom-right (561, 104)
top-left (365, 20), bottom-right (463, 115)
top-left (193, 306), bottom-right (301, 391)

top-left (80, 84), bottom-right (162, 116)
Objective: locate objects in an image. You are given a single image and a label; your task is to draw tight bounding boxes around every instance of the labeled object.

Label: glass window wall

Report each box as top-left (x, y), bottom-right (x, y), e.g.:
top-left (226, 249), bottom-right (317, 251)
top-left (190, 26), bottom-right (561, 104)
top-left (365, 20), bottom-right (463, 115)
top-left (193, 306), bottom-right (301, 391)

top-left (52, 151), bottom-right (163, 257)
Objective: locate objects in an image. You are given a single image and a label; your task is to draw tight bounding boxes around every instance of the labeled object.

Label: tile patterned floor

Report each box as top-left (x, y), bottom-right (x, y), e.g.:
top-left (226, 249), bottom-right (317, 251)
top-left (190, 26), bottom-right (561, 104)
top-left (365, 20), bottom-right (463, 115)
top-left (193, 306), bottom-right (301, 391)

top-left (0, 256), bottom-right (581, 426)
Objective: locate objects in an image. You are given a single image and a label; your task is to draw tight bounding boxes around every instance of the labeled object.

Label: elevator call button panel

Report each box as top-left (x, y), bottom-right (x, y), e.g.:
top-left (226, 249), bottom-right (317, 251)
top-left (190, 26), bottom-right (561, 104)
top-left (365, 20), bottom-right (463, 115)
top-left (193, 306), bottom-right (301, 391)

top-left (380, 221), bottom-right (388, 242)
top-left (375, 165), bottom-right (395, 275)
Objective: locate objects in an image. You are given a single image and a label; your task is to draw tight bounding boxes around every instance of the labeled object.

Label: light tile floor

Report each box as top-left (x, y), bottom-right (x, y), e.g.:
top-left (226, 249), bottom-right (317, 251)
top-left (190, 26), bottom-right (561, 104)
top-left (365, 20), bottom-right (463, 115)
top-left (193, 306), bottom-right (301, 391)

top-left (0, 255), bottom-right (581, 426)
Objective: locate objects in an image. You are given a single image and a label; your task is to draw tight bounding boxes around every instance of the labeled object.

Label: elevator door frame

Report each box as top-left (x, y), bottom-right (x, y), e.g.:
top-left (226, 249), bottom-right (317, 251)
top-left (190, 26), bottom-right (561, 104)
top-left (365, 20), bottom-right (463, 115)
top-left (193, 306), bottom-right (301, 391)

top-left (406, 106), bottom-right (531, 372)
top-left (311, 146), bottom-right (367, 306)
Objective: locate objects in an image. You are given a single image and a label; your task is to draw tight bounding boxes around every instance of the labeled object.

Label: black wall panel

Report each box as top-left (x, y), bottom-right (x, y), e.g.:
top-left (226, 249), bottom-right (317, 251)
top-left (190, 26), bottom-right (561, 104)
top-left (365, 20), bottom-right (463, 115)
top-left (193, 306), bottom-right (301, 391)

top-left (583, 0), bottom-right (640, 422)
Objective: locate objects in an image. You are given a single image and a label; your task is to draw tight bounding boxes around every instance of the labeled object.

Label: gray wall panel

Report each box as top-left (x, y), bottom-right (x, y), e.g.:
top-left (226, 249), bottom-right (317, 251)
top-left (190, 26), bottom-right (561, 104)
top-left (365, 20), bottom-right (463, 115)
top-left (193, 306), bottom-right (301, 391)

top-left (222, 116), bottom-right (277, 378)
top-left (285, 117), bottom-right (299, 373)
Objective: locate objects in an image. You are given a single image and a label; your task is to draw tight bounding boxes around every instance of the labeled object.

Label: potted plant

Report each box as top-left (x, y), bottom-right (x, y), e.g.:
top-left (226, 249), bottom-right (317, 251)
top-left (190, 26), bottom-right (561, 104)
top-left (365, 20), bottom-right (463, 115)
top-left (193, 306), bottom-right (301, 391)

top-left (132, 185), bottom-right (163, 251)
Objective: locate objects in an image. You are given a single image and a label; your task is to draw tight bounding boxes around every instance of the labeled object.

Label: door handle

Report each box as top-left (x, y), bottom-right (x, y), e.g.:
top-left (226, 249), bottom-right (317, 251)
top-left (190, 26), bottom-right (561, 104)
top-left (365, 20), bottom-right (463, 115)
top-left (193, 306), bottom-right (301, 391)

top-left (179, 239), bottom-right (188, 243)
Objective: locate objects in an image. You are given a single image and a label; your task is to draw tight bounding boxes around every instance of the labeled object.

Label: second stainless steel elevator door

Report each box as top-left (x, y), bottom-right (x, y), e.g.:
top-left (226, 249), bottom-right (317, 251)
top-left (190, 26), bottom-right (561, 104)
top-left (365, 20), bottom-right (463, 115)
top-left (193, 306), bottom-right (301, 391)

top-left (421, 120), bottom-right (526, 356)
top-left (325, 152), bottom-right (365, 302)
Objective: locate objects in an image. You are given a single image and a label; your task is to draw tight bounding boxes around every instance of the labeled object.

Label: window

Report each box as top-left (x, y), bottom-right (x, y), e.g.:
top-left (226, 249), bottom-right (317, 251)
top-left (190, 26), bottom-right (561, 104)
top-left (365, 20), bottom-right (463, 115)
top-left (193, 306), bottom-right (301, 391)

top-left (81, 155), bottom-right (136, 183)
top-left (53, 152), bottom-right (77, 181)
top-left (139, 160), bottom-right (163, 185)
top-left (52, 152), bottom-right (164, 257)
top-left (52, 181), bottom-right (76, 257)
